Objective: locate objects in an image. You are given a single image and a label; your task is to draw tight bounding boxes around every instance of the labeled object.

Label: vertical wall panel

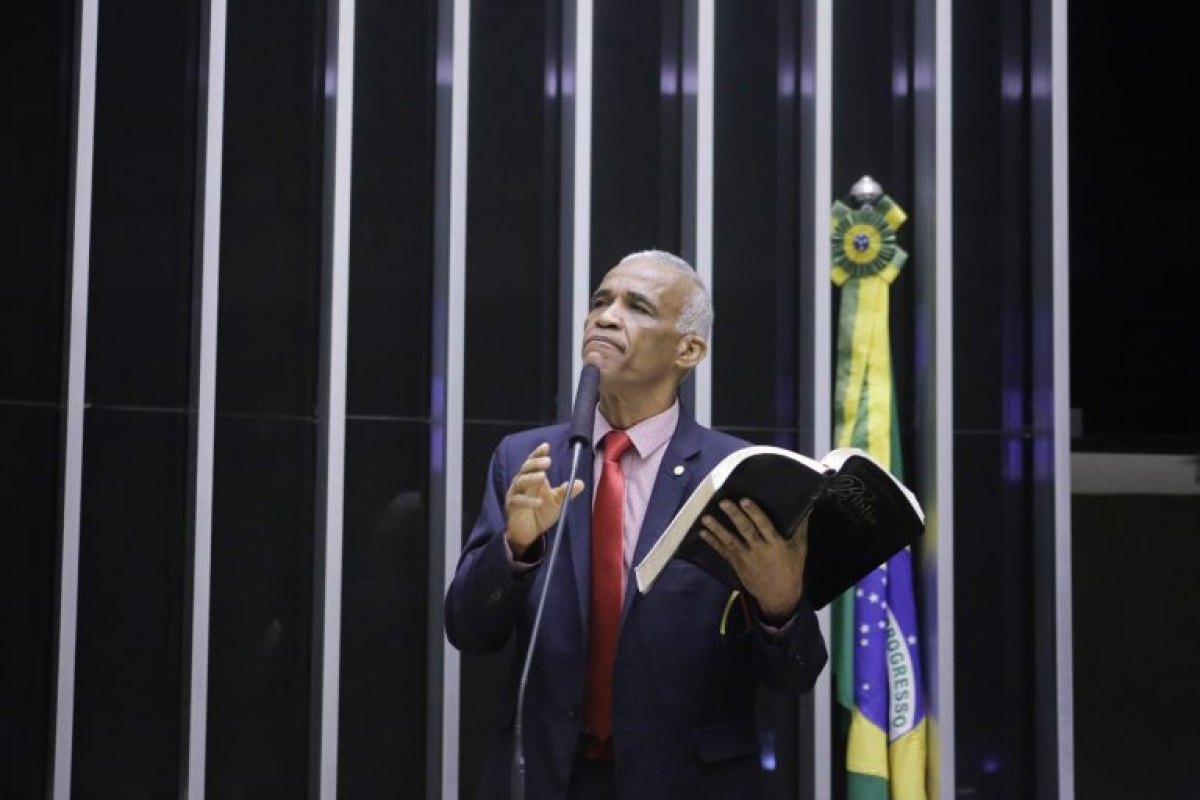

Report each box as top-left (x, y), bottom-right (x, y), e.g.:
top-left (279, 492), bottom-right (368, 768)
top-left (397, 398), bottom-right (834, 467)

top-left (459, 1), bottom-right (563, 795)
top-left (69, 0), bottom-right (202, 793)
top-left (464, 0), bottom-right (562, 425)
top-left (0, 1), bottom-right (76, 796)
top-left (339, 0), bottom-right (438, 795)
top-left (712, 1), bottom-right (804, 444)
top-left (952, 0), bottom-right (1039, 796)
top-left (207, 0), bottom-right (327, 793)
top-left (590, 0), bottom-right (684, 279)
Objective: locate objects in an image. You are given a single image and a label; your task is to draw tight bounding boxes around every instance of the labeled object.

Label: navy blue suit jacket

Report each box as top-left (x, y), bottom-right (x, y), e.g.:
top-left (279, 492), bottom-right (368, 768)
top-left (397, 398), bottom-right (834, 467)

top-left (445, 412), bottom-right (828, 799)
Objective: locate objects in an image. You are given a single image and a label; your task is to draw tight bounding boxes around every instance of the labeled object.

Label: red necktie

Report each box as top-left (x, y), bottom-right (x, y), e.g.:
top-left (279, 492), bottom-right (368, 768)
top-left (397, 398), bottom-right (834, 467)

top-left (584, 430), bottom-right (633, 746)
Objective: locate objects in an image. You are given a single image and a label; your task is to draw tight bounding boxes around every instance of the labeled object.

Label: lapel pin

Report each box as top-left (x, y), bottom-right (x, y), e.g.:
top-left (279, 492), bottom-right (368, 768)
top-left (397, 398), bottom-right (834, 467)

top-left (673, 464), bottom-right (685, 476)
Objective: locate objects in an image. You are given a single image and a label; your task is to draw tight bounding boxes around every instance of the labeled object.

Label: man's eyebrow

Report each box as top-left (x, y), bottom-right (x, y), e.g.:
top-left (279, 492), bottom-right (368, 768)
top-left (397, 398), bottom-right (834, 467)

top-left (626, 290), bottom-right (657, 311)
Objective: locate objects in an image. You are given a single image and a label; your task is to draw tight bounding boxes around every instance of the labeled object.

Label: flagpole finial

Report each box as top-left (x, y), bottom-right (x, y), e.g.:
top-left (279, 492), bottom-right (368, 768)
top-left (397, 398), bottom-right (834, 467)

top-left (849, 175), bottom-right (883, 209)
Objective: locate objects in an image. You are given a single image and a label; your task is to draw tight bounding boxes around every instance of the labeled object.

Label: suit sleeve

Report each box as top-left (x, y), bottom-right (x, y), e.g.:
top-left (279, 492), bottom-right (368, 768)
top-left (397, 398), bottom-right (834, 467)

top-left (746, 594), bottom-right (829, 694)
top-left (444, 442), bottom-right (539, 654)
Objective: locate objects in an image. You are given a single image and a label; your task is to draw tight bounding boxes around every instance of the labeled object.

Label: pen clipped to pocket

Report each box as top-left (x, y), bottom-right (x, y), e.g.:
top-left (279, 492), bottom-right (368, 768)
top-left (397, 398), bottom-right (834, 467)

top-left (719, 589), bottom-right (752, 641)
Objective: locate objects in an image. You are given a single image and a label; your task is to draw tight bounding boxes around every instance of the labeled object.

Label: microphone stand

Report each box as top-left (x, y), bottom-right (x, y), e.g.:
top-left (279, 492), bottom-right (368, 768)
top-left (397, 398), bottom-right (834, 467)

top-left (510, 439), bottom-right (586, 800)
top-left (511, 363), bottom-right (598, 800)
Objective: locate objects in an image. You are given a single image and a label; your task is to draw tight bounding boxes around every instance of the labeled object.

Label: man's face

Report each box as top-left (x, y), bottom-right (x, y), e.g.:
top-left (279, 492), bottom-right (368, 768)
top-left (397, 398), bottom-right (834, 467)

top-left (581, 257), bottom-right (696, 395)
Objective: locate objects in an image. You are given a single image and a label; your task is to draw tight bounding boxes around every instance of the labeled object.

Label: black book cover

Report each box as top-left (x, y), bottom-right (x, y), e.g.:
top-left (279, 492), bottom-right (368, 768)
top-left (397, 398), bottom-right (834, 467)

top-left (635, 448), bottom-right (924, 610)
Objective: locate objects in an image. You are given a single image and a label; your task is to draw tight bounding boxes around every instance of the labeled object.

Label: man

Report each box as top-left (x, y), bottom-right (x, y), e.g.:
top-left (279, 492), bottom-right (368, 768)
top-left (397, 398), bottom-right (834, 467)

top-left (445, 250), bottom-right (828, 799)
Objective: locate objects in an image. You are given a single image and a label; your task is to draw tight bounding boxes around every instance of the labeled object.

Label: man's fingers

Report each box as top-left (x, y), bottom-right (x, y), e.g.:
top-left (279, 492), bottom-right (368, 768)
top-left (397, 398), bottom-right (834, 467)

top-left (716, 499), bottom-right (766, 543)
top-left (701, 514), bottom-right (744, 553)
top-left (733, 498), bottom-right (778, 542)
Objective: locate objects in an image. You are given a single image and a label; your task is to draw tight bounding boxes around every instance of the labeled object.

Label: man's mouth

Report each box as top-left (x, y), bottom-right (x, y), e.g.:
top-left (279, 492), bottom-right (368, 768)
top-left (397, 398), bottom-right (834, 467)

top-left (584, 335), bottom-right (623, 352)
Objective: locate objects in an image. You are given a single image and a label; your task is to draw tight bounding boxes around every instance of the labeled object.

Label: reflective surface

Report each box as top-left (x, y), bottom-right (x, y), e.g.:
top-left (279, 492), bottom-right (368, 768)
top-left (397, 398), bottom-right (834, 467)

top-left (70, 0), bottom-right (201, 792)
top-left (207, 416), bottom-right (317, 798)
top-left (339, 0), bottom-right (438, 793)
top-left (953, 0), bottom-right (1038, 795)
top-left (207, 0), bottom-right (327, 792)
top-left (465, 0), bottom-right (562, 424)
top-left (339, 421), bottom-right (430, 795)
top-left (74, 409), bottom-right (189, 795)
top-left (713, 0), bottom-right (803, 442)
top-left (590, 0), bottom-right (684, 279)
top-left (459, 0), bottom-right (565, 794)
top-left (0, 1), bottom-right (74, 795)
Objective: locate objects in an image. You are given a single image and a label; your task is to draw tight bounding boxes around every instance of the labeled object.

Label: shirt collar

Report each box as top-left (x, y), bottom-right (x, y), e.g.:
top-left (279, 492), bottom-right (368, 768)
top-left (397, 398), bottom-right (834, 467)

top-left (594, 401), bottom-right (679, 460)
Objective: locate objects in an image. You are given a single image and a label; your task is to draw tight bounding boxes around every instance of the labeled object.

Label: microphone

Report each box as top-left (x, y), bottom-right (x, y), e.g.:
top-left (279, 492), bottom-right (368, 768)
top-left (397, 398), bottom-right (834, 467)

top-left (568, 363), bottom-right (601, 447)
top-left (511, 363), bottom-right (600, 800)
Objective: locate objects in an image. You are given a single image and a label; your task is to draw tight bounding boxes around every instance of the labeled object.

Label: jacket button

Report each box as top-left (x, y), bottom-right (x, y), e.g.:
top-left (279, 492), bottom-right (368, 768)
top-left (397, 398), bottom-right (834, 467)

top-left (567, 709), bottom-right (577, 720)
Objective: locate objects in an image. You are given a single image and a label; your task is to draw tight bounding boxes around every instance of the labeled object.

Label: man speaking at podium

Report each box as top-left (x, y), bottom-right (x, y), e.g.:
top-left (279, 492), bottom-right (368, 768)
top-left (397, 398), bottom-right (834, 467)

top-left (445, 250), bottom-right (828, 799)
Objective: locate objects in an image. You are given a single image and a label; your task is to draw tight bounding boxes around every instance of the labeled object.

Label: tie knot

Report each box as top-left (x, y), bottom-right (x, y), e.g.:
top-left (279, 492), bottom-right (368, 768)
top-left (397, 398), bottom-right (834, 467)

top-left (602, 430), bottom-right (633, 463)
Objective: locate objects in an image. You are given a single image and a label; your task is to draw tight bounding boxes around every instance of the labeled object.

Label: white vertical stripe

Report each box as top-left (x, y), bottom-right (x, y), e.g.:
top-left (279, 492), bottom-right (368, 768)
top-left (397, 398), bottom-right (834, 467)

top-left (316, 0), bottom-right (355, 794)
top-left (569, 0), bottom-right (593, 378)
top-left (1051, 0), bottom-right (1074, 793)
top-left (691, 0), bottom-right (713, 428)
top-left (933, 0), bottom-right (955, 796)
top-left (52, 0), bottom-right (98, 795)
top-left (434, 0), bottom-right (469, 795)
top-left (185, 0), bottom-right (226, 796)
top-left (809, 3), bottom-right (834, 798)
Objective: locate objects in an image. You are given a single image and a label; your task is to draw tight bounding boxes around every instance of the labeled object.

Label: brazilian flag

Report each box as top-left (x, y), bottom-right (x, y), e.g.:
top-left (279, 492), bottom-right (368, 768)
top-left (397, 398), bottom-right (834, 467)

top-left (831, 195), bottom-right (927, 800)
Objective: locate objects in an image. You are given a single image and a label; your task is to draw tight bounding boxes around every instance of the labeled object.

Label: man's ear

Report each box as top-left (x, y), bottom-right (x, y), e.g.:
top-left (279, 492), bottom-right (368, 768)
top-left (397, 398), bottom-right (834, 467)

top-left (675, 334), bottom-right (708, 371)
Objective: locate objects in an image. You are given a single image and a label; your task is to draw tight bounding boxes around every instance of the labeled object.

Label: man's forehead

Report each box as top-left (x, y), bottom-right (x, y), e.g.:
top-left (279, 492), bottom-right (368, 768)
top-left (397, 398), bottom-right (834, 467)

top-left (597, 259), bottom-right (678, 295)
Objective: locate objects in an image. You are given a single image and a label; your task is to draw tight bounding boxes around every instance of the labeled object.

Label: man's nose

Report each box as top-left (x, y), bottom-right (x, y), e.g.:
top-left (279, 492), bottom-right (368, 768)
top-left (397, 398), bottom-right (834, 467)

top-left (593, 302), bottom-right (623, 327)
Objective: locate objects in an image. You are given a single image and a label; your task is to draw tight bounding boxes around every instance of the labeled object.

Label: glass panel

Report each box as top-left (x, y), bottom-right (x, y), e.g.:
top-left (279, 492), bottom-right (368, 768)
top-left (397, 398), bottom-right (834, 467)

top-left (208, 0), bottom-right (326, 792)
top-left (70, 2), bottom-right (201, 786)
top-left (1068, 3), bottom-right (1195, 453)
top-left (216, 0), bottom-right (326, 418)
top-left (0, 1), bottom-right (74, 794)
top-left (0, 407), bottom-right (61, 798)
top-left (339, 420), bottom-right (430, 795)
top-left (590, 0), bottom-right (684, 283)
top-left (952, 1), bottom-right (1037, 795)
top-left (0, 0), bottom-right (74, 404)
top-left (338, 0), bottom-right (438, 793)
top-left (712, 0), bottom-right (803, 442)
top-left (84, 0), bottom-right (200, 409)
top-left (464, 0), bottom-right (562, 424)
top-left (345, 0), bottom-right (438, 419)
top-left (952, 431), bottom-right (1034, 798)
top-left (207, 416), bottom-right (316, 798)
top-left (72, 409), bottom-right (189, 795)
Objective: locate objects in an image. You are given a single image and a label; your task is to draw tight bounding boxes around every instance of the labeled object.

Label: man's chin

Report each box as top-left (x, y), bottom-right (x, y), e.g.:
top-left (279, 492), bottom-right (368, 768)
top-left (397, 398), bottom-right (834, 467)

top-left (581, 348), bottom-right (618, 369)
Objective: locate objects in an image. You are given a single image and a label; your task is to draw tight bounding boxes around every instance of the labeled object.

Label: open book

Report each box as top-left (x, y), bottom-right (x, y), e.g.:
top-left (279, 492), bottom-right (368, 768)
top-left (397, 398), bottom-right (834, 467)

top-left (634, 445), bottom-right (925, 610)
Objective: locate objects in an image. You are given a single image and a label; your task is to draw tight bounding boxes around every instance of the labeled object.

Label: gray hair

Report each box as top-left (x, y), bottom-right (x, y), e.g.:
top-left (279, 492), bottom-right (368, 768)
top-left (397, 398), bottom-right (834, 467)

top-left (618, 249), bottom-right (713, 341)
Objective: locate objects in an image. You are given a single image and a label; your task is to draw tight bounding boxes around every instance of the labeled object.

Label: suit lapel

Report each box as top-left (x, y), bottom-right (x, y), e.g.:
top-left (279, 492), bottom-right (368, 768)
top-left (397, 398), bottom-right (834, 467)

top-left (620, 414), bottom-right (704, 626)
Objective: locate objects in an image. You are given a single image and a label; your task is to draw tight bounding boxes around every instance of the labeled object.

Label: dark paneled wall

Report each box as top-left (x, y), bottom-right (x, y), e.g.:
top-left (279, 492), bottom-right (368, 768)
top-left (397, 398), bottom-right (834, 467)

top-left (0, 1), bottom-right (75, 797)
top-left (3, 0), bottom-right (1113, 797)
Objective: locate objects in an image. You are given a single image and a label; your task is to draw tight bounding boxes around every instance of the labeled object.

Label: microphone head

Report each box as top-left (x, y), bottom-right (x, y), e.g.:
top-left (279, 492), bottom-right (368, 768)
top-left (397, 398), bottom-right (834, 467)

top-left (568, 364), bottom-right (601, 447)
